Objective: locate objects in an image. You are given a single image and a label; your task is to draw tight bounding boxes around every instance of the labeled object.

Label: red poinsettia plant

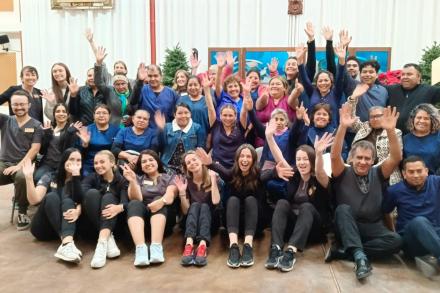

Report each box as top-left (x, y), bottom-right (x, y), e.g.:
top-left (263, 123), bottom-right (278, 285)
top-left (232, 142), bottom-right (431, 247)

top-left (378, 70), bottom-right (402, 85)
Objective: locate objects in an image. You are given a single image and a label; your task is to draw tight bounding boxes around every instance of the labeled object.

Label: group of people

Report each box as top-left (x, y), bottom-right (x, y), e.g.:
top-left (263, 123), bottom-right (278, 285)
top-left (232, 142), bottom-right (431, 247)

top-left (1, 23), bottom-right (440, 281)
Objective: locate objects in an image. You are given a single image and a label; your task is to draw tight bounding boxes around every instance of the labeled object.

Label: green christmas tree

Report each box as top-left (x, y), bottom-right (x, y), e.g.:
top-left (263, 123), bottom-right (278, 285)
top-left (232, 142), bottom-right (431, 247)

top-left (419, 41), bottom-right (440, 86)
top-left (161, 44), bottom-right (190, 87)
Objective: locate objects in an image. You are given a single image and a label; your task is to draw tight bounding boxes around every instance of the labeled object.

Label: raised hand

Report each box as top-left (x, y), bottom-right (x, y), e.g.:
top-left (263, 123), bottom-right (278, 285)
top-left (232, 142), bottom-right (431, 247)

top-left (85, 28), bottom-right (93, 42)
top-left (304, 21), bottom-right (315, 41)
top-left (295, 44), bottom-right (307, 65)
top-left (339, 29), bottom-right (352, 48)
top-left (339, 103), bottom-right (356, 128)
top-left (174, 175), bottom-right (188, 194)
top-left (201, 73), bottom-right (212, 89)
top-left (314, 132), bottom-right (335, 154)
top-left (154, 111), bottom-right (166, 130)
top-left (243, 90), bottom-right (253, 111)
top-left (295, 101), bottom-right (307, 120)
top-left (21, 159), bottom-right (35, 179)
top-left (65, 161), bottom-right (81, 176)
top-left (215, 52), bottom-right (226, 69)
top-left (195, 147), bottom-right (212, 166)
top-left (334, 43), bottom-right (347, 60)
top-left (72, 121), bottom-right (83, 131)
top-left (242, 80), bottom-right (252, 96)
top-left (68, 77), bottom-right (80, 97)
top-left (321, 26), bottom-right (334, 41)
top-left (76, 126), bottom-right (91, 145)
top-left (294, 80), bottom-right (304, 94)
top-left (95, 46), bottom-right (108, 65)
top-left (41, 89), bottom-right (56, 104)
top-left (137, 63), bottom-right (148, 81)
top-left (380, 106), bottom-right (399, 130)
top-left (352, 83), bottom-right (369, 99)
top-left (267, 57), bottom-right (279, 73)
top-left (121, 163), bottom-right (137, 182)
top-left (265, 118), bottom-right (278, 137)
top-left (189, 53), bottom-right (201, 69)
top-left (275, 161), bottom-right (295, 181)
top-left (225, 51), bottom-right (236, 67)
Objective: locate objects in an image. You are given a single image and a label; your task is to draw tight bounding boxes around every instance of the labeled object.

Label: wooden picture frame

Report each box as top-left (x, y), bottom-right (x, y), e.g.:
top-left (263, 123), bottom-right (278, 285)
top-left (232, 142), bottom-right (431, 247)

top-left (51, 0), bottom-right (113, 10)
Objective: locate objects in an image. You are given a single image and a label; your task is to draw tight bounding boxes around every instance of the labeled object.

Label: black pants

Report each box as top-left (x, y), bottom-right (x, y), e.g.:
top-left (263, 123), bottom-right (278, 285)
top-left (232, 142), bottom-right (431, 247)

top-left (82, 189), bottom-right (120, 232)
top-left (127, 199), bottom-right (176, 237)
top-left (271, 200), bottom-right (322, 251)
top-left (30, 192), bottom-right (77, 240)
top-left (184, 202), bottom-right (212, 244)
top-left (334, 204), bottom-right (402, 258)
top-left (226, 196), bottom-right (258, 236)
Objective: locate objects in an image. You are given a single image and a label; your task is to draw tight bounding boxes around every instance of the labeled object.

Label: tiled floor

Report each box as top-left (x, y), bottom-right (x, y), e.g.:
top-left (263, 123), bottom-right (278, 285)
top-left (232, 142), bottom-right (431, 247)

top-left (0, 184), bottom-right (438, 292)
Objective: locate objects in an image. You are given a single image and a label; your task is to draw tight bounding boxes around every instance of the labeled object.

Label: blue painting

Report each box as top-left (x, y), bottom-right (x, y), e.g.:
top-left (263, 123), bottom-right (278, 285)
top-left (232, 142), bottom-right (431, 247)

top-left (210, 50), bottom-right (240, 74)
top-left (245, 51), bottom-right (291, 83)
top-left (355, 51), bottom-right (390, 73)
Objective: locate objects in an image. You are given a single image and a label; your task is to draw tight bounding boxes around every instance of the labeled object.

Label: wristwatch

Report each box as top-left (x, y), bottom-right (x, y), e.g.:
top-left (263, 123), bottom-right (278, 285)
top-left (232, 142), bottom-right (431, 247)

top-left (161, 197), bottom-right (168, 205)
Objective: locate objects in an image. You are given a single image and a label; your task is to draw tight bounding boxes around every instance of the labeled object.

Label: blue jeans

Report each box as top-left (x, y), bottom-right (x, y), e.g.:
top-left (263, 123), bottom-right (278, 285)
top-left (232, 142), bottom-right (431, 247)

top-left (401, 216), bottom-right (440, 259)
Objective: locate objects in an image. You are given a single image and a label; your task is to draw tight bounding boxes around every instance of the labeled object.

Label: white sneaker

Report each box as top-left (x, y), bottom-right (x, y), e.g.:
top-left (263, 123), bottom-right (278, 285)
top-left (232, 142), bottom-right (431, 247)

top-left (71, 241), bottom-right (83, 257)
top-left (134, 244), bottom-right (149, 267)
top-left (54, 242), bottom-right (81, 263)
top-left (149, 243), bottom-right (165, 263)
top-left (107, 234), bottom-right (121, 258)
top-left (91, 240), bottom-right (108, 269)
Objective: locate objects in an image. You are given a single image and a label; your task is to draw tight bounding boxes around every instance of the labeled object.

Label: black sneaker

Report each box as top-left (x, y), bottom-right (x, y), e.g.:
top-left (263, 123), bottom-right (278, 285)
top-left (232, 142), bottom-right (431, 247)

top-left (278, 248), bottom-right (296, 272)
top-left (241, 243), bottom-right (254, 267)
top-left (227, 243), bottom-right (241, 268)
top-left (354, 258), bottom-right (372, 280)
top-left (17, 213), bottom-right (31, 231)
top-left (265, 244), bottom-right (282, 269)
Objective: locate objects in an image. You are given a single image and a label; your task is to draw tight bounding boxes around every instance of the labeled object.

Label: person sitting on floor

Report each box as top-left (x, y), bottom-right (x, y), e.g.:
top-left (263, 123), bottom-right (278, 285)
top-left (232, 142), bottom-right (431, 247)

top-left (383, 156), bottom-right (440, 278)
top-left (326, 103), bottom-right (402, 281)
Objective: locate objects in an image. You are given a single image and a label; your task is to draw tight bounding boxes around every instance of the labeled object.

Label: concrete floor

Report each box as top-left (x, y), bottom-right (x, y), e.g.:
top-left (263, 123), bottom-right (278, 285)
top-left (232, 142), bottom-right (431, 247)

top-left (0, 184), bottom-right (438, 293)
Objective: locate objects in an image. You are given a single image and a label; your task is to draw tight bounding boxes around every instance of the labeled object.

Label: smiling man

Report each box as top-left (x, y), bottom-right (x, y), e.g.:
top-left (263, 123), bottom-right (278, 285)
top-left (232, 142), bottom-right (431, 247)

top-left (383, 156), bottom-right (440, 278)
top-left (387, 63), bottom-right (440, 134)
top-left (346, 60), bottom-right (388, 122)
top-left (0, 90), bottom-right (43, 230)
top-left (327, 103), bottom-right (402, 281)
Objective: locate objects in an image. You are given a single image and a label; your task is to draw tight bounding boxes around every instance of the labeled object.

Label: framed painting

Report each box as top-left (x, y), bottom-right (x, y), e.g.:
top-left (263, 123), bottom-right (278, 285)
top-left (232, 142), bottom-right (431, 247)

top-left (208, 48), bottom-right (243, 77)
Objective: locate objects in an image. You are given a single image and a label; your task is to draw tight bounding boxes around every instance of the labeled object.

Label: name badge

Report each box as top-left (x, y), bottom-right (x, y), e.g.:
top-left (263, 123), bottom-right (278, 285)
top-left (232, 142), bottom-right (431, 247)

top-left (50, 182), bottom-right (58, 189)
top-left (143, 180), bottom-right (154, 186)
top-left (24, 128), bottom-right (35, 133)
top-left (54, 132), bottom-right (61, 137)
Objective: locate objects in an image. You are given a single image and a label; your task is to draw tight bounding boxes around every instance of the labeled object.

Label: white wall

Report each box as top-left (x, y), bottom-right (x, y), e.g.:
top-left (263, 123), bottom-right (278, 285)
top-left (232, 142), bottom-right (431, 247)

top-left (16, 0), bottom-right (440, 88)
top-left (20, 0), bottom-right (151, 88)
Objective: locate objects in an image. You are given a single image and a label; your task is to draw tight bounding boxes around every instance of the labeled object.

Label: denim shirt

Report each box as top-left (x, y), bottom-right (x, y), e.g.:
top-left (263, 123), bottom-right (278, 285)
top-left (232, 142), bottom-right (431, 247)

top-left (158, 119), bottom-right (206, 165)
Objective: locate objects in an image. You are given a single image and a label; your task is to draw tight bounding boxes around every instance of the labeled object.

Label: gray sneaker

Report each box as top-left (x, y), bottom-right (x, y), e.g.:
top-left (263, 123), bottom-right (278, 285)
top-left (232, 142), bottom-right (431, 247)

top-left (415, 255), bottom-right (440, 278)
top-left (54, 242), bottom-right (81, 263)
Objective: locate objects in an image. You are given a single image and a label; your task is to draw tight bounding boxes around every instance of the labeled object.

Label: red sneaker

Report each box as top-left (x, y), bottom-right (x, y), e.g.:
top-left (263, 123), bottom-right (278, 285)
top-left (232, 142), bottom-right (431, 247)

top-left (195, 244), bottom-right (208, 266)
top-left (181, 244), bottom-right (194, 266)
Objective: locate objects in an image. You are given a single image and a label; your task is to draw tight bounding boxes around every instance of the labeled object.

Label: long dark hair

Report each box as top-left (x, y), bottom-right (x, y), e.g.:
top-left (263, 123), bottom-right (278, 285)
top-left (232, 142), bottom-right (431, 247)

top-left (230, 144), bottom-right (259, 191)
top-left (296, 145), bottom-right (316, 175)
top-left (56, 148), bottom-right (81, 188)
top-left (51, 62), bottom-right (72, 103)
top-left (135, 150), bottom-right (165, 176)
top-left (52, 103), bottom-right (70, 128)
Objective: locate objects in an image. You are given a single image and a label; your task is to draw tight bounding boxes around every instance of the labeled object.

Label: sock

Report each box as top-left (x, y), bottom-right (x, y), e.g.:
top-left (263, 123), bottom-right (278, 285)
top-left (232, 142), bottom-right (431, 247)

top-left (352, 248), bottom-right (367, 261)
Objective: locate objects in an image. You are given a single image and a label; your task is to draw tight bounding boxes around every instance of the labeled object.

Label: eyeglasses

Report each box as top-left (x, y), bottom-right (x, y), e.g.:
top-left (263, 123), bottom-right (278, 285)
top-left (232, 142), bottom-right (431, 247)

top-left (369, 114), bottom-right (383, 120)
top-left (11, 103), bottom-right (29, 108)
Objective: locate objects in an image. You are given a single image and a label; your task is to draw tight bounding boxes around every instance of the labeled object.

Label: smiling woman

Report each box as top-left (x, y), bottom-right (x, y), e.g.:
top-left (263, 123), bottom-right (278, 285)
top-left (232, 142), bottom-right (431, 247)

top-left (403, 103), bottom-right (440, 174)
